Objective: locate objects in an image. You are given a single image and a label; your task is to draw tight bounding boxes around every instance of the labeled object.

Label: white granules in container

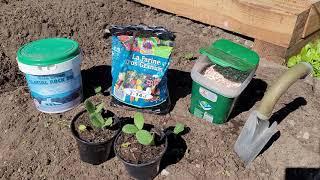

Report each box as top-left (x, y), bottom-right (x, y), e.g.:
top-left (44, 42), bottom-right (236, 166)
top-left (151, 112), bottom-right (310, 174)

top-left (203, 65), bottom-right (242, 88)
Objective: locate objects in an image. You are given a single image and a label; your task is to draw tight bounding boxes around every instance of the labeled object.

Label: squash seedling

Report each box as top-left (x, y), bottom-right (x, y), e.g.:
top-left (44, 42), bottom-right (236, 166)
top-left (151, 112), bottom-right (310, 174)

top-left (173, 122), bottom-right (185, 135)
top-left (122, 112), bottom-right (154, 145)
top-left (94, 86), bottom-right (102, 94)
top-left (122, 112), bottom-right (185, 146)
top-left (78, 99), bottom-right (113, 131)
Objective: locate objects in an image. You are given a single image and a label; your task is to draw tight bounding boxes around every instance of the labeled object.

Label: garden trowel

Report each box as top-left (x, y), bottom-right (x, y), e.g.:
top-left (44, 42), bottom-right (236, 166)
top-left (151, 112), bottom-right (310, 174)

top-left (234, 62), bottom-right (312, 166)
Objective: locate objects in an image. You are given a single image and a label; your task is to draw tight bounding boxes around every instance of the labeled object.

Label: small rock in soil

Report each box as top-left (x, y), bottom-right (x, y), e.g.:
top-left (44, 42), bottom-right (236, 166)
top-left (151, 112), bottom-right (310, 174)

top-left (202, 27), bottom-right (210, 35)
top-left (303, 132), bottom-right (310, 140)
top-left (288, 120), bottom-right (295, 126)
top-left (244, 40), bottom-right (254, 48)
top-left (160, 169), bottom-right (170, 176)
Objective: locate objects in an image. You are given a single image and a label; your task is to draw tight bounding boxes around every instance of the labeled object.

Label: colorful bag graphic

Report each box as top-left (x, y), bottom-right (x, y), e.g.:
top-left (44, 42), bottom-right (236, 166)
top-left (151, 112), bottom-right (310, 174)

top-left (110, 25), bottom-right (175, 108)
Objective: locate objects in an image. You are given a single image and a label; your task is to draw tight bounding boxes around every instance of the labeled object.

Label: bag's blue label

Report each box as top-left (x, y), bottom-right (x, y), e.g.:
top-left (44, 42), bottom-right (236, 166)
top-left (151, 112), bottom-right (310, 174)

top-left (25, 69), bottom-right (82, 112)
top-left (111, 36), bottom-right (172, 108)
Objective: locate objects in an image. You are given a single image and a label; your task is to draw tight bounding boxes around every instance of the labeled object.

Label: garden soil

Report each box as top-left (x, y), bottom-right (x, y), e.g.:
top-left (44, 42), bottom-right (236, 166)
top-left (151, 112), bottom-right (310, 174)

top-left (0, 0), bottom-right (319, 179)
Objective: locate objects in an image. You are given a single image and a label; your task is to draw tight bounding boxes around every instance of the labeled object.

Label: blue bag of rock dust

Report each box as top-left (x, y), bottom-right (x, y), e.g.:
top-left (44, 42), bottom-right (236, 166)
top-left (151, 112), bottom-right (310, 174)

top-left (110, 25), bottom-right (175, 114)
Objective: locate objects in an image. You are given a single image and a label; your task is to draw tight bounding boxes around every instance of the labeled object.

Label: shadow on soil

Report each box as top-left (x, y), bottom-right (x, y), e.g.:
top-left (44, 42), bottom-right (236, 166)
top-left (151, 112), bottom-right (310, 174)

top-left (81, 66), bottom-right (192, 113)
top-left (159, 126), bottom-right (190, 172)
top-left (228, 78), bottom-right (268, 120)
top-left (285, 168), bottom-right (320, 180)
top-left (269, 97), bottom-right (307, 125)
top-left (258, 97), bottom-right (307, 156)
top-left (167, 69), bottom-right (192, 112)
top-left (81, 65), bottom-right (112, 99)
top-left (106, 111), bottom-right (123, 161)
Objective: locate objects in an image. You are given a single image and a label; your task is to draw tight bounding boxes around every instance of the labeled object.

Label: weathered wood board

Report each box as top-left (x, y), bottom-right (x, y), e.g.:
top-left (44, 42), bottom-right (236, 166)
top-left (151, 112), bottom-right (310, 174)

top-left (133, 0), bottom-right (320, 48)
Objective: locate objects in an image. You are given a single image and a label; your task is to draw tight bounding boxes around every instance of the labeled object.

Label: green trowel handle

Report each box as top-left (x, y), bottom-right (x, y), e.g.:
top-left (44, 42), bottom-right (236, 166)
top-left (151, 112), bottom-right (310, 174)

top-left (256, 62), bottom-right (312, 120)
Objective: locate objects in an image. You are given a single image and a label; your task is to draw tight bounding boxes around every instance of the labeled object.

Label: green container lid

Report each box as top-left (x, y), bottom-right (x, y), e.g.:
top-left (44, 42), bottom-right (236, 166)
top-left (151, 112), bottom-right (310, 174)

top-left (17, 38), bottom-right (80, 66)
top-left (199, 39), bottom-right (259, 72)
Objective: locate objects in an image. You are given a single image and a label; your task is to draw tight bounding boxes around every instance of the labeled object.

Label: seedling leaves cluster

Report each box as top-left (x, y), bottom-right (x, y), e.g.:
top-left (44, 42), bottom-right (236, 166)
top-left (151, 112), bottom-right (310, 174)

top-left (122, 113), bottom-right (186, 146)
top-left (78, 124), bottom-right (87, 132)
top-left (287, 40), bottom-right (320, 78)
top-left (122, 112), bottom-right (154, 145)
top-left (79, 99), bottom-right (113, 130)
top-left (94, 86), bottom-right (102, 94)
top-left (173, 122), bottom-right (185, 135)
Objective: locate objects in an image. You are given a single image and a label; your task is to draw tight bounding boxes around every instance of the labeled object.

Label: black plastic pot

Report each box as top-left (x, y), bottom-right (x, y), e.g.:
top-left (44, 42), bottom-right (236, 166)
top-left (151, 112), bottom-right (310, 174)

top-left (114, 132), bottom-right (168, 180)
top-left (71, 110), bottom-right (121, 165)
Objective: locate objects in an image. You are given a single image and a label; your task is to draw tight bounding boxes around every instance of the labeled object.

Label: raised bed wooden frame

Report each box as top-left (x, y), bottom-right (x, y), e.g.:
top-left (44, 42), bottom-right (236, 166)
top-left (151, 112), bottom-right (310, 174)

top-left (133, 0), bottom-right (320, 63)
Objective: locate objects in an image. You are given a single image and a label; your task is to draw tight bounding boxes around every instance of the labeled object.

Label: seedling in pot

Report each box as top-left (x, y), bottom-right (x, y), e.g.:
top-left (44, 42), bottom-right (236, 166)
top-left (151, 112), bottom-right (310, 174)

top-left (78, 99), bottom-right (113, 131)
top-left (115, 113), bottom-right (186, 180)
top-left (71, 99), bottom-right (121, 165)
top-left (121, 112), bottom-right (185, 146)
top-left (122, 112), bottom-right (154, 146)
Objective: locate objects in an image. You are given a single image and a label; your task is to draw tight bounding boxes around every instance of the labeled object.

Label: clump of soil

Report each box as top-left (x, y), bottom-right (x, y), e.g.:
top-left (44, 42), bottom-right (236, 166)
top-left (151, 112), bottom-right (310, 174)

top-left (203, 64), bottom-right (250, 88)
top-left (115, 132), bottom-right (166, 164)
top-left (74, 111), bottom-right (120, 143)
top-left (0, 51), bottom-right (25, 93)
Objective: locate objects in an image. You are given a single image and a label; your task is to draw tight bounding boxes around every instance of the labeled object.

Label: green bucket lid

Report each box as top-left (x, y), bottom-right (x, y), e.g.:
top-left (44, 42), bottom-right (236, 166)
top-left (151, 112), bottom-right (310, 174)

top-left (17, 38), bottom-right (80, 66)
top-left (199, 39), bottom-right (259, 71)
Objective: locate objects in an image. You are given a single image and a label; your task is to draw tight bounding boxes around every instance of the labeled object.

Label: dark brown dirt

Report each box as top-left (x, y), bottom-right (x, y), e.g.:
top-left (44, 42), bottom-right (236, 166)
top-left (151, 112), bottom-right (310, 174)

top-left (115, 132), bottom-right (166, 164)
top-left (74, 111), bottom-right (119, 143)
top-left (0, 0), bottom-right (319, 179)
top-left (0, 50), bottom-right (25, 93)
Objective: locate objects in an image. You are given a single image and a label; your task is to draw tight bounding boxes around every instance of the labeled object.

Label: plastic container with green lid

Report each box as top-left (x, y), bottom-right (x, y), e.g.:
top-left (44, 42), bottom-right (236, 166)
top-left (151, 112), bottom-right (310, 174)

top-left (17, 38), bottom-right (83, 113)
top-left (190, 39), bottom-right (259, 124)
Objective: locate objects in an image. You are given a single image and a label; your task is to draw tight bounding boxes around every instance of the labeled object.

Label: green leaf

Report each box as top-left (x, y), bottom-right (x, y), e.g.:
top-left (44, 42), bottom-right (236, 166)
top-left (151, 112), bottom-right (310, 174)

top-left (122, 124), bottom-right (139, 134)
top-left (96, 113), bottom-right (105, 124)
top-left (136, 130), bottom-right (154, 145)
top-left (95, 103), bottom-right (104, 113)
top-left (184, 52), bottom-right (194, 60)
top-left (103, 117), bottom-right (113, 127)
top-left (85, 99), bottom-right (95, 114)
top-left (315, 40), bottom-right (320, 53)
top-left (134, 112), bottom-right (144, 130)
top-left (89, 113), bottom-right (104, 128)
top-left (121, 142), bottom-right (131, 148)
top-left (78, 124), bottom-right (87, 132)
top-left (287, 56), bottom-right (298, 68)
top-left (173, 123), bottom-right (185, 135)
top-left (288, 39), bottom-right (320, 79)
top-left (94, 86), bottom-right (102, 94)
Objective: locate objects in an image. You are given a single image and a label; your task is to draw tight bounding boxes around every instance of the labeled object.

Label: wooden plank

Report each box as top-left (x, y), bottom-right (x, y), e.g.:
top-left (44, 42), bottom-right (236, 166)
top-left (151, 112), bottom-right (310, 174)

top-left (289, 9), bottom-right (310, 46)
top-left (239, 0), bottom-right (311, 15)
top-left (253, 40), bottom-right (287, 64)
top-left (254, 29), bottom-right (320, 63)
top-left (134, 0), bottom-right (300, 47)
top-left (303, 3), bottom-right (320, 38)
top-left (286, 29), bottom-right (320, 58)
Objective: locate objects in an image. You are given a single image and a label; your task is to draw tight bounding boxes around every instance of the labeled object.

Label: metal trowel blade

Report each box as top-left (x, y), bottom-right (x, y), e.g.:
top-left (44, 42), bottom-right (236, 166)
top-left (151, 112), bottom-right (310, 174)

top-left (234, 111), bottom-right (278, 166)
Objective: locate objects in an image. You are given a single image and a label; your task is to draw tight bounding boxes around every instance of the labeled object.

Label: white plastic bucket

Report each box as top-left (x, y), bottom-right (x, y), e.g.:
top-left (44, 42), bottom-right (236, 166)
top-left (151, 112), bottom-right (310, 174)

top-left (17, 54), bottom-right (83, 113)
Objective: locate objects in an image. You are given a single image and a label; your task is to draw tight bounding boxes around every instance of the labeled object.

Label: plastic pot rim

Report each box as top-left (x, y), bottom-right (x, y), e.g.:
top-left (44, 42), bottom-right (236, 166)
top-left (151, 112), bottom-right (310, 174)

top-left (70, 110), bottom-right (121, 146)
top-left (114, 130), bottom-right (168, 167)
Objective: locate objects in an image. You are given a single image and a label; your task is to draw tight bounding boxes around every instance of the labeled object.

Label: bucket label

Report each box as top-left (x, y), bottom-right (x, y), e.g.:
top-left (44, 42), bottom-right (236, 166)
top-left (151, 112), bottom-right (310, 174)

top-left (199, 87), bottom-right (217, 102)
top-left (199, 100), bottom-right (212, 111)
top-left (193, 107), bottom-right (204, 119)
top-left (203, 112), bottom-right (214, 122)
top-left (25, 69), bottom-right (82, 113)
